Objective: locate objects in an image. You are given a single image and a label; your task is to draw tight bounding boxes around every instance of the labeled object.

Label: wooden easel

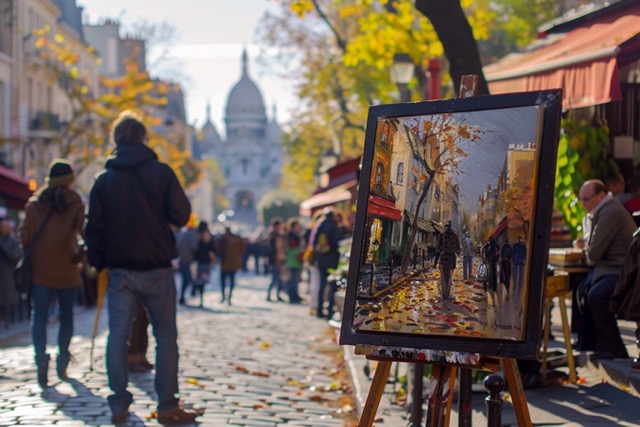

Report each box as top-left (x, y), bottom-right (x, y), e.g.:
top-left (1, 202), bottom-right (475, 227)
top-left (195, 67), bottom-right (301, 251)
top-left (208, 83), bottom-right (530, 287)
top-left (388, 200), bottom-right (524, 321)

top-left (356, 75), bottom-right (532, 427)
top-left (356, 351), bottom-right (532, 427)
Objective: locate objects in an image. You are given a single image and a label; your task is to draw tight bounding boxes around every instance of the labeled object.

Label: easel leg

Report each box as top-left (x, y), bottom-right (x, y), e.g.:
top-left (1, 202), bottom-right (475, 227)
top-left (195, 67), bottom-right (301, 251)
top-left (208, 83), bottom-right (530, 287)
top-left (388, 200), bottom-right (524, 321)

top-left (411, 363), bottom-right (424, 426)
top-left (457, 368), bottom-right (473, 427)
top-left (425, 364), bottom-right (456, 427)
top-left (559, 298), bottom-right (577, 383)
top-left (501, 358), bottom-right (532, 427)
top-left (541, 297), bottom-right (551, 379)
top-left (358, 360), bottom-right (392, 427)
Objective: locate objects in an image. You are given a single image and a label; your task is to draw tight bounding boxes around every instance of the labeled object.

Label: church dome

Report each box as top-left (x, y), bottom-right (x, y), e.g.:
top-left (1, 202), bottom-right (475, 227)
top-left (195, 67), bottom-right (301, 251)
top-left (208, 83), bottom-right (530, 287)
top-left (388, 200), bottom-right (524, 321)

top-left (225, 49), bottom-right (267, 127)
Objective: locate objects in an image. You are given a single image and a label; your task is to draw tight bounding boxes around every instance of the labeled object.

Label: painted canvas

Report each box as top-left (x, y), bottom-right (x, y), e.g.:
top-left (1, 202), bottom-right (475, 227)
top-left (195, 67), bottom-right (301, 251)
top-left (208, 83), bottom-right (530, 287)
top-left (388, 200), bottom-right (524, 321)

top-left (340, 90), bottom-right (562, 358)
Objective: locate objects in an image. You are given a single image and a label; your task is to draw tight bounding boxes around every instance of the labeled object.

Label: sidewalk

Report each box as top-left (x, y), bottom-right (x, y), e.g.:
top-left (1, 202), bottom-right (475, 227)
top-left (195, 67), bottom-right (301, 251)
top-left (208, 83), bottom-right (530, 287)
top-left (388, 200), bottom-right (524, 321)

top-left (3, 273), bottom-right (640, 426)
top-left (342, 298), bottom-right (640, 426)
top-left (0, 272), bottom-right (356, 426)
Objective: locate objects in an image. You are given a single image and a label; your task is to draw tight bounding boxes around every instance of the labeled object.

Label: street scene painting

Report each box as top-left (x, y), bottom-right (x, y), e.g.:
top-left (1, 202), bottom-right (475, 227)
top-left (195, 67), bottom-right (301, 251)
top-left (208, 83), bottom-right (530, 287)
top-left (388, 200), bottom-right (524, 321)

top-left (341, 91), bottom-right (562, 356)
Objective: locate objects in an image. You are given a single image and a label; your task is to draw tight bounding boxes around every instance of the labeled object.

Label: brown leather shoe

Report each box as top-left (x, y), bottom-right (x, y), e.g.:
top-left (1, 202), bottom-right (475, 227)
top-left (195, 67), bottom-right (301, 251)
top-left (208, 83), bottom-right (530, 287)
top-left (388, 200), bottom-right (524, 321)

top-left (111, 411), bottom-right (129, 423)
top-left (157, 407), bottom-right (200, 424)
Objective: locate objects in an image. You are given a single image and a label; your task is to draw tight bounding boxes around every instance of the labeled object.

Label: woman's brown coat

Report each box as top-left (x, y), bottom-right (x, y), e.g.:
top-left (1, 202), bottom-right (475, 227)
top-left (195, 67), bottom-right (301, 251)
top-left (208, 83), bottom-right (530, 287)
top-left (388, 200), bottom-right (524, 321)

top-left (19, 188), bottom-right (85, 289)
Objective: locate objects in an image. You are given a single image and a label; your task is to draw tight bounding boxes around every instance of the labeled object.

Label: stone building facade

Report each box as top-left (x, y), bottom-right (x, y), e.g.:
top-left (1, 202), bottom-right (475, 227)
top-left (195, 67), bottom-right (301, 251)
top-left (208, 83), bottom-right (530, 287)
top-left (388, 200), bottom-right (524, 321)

top-left (200, 49), bottom-right (283, 226)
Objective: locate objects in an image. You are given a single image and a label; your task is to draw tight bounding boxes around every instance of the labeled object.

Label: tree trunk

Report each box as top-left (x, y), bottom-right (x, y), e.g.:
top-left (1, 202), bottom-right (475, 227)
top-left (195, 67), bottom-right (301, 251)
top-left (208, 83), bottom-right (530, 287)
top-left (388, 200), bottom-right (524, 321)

top-left (415, 0), bottom-right (489, 96)
top-left (401, 173), bottom-right (434, 273)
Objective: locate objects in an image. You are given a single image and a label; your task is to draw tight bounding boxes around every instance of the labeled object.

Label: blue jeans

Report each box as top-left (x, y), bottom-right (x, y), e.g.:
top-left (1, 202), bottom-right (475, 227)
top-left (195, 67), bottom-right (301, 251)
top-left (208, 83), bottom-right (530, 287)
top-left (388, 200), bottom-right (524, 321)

top-left (267, 267), bottom-right (283, 299)
top-left (31, 284), bottom-right (79, 367)
top-left (178, 261), bottom-right (193, 302)
top-left (287, 268), bottom-right (301, 302)
top-left (220, 270), bottom-right (236, 301)
top-left (317, 265), bottom-right (336, 317)
top-left (106, 268), bottom-right (179, 414)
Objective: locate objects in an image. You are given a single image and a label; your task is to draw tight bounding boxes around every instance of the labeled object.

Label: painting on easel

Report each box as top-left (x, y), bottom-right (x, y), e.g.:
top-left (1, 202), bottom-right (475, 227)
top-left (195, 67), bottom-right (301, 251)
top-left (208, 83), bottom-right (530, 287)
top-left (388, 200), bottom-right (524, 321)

top-left (340, 90), bottom-right (562, 358)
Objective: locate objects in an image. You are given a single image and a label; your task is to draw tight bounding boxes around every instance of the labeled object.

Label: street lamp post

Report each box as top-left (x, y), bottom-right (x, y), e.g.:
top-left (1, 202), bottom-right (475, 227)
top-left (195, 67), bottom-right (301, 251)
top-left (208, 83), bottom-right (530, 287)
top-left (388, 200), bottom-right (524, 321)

top-left (390, 53), bottom-right (415, 103)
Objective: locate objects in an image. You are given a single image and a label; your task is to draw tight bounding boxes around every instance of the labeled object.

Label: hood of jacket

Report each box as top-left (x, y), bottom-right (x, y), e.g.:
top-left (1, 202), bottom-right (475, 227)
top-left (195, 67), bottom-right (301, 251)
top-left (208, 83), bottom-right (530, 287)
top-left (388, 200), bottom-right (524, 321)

top-left (105, 143), bottom-right (158, 170)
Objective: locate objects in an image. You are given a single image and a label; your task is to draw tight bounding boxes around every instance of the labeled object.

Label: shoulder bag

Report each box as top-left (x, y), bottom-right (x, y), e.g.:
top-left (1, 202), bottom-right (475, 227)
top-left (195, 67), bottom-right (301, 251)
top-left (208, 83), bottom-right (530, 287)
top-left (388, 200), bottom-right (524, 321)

top-left (15, 210), bottom-right (54, 297)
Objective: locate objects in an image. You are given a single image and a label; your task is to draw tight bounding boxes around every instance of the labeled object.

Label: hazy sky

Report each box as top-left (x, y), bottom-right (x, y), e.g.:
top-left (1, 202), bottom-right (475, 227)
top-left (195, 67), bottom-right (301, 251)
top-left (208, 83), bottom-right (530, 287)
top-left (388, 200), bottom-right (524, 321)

top-left (78, 0), bottom-right (295, 135)
top-left (455, 106), bottom-right (541, 211)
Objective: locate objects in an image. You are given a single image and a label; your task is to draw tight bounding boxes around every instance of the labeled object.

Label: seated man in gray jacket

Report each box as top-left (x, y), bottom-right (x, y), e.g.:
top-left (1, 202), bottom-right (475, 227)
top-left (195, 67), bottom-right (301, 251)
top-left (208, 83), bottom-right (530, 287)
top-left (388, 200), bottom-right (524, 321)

top-left (576, 179), bottom-right (636, 360)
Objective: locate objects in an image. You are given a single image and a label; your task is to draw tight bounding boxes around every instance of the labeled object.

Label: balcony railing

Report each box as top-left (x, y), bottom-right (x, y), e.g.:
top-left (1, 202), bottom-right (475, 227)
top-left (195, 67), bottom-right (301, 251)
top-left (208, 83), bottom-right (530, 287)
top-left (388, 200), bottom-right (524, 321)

top-left (30, 111), bottom-right (60, 131)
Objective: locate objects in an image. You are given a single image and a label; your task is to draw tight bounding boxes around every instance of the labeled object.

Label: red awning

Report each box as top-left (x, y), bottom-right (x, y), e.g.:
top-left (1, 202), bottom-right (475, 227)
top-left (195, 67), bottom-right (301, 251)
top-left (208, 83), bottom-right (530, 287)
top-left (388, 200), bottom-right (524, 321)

top-left (299, 179), bottom-right (356, 217)
top-left (484, 4), bottom-right (640, 109)
top-left (368, 194), bottom-right (402, 221)
top-left (0, 165), bottom-right (31, 210)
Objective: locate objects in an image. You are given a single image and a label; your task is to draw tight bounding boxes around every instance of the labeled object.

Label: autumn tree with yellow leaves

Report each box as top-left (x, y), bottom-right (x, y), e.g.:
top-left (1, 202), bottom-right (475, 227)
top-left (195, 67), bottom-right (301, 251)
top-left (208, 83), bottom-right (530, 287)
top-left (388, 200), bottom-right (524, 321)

top-left (33, 26), bottom-right (202, 190)
top-left (259, 0), bottom-right (578, 197)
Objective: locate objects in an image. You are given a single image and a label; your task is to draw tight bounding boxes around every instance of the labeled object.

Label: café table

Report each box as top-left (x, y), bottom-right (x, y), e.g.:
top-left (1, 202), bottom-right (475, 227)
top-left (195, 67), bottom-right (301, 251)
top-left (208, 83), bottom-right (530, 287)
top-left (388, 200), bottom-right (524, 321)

top-left (542, 248), bottom-right (591, 383)
top-left (548, 248), bottom-right (590, 336)
top-left (542, 273), bottom-right (576, 383)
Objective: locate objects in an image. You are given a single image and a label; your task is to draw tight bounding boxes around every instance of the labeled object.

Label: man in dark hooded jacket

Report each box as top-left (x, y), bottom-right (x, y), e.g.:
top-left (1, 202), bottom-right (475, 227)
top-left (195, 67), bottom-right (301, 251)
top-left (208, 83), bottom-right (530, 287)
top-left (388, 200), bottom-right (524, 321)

top-left (85, 112), bottom-right (199, 424)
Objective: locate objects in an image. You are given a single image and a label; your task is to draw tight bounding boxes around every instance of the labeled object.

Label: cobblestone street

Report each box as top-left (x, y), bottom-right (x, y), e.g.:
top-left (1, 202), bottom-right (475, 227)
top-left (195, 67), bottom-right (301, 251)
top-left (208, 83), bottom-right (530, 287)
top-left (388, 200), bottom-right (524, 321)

top-left (0, 272), bottom-right (356, 426)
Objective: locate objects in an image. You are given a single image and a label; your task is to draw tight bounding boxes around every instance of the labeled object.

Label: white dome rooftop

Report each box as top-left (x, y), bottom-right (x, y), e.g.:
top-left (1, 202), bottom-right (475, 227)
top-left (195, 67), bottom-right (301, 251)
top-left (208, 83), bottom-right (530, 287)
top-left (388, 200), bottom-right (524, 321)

top-left (225, 49), bottom-right (267, 126)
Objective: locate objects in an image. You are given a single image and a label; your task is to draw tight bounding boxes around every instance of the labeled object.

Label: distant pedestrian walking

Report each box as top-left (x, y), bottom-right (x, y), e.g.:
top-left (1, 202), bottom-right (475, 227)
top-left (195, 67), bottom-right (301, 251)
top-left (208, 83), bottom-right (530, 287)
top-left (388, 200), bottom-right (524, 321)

top-left (19, 159), bottom-right (85, 389)
top-left (85, 112), bottom-right (200, 424)
top-left (192, 221), bottom-right (216, 307)
top-left (285, 218), bottom-right (304, 304)
top-left (215, 225), bottom-right (245, 305)
top-left (266, 218), bottom-right (286, 302)
top-left (312, 209), bottom-right (341, 318)
top-left (0, 210), bottom-right (20, 328)
top-left (176, 214), bottom-right (199, 305)
top-left (127, 302), bottom-right (152, 373)
top-left (304, 211), bottom-right (325, 315)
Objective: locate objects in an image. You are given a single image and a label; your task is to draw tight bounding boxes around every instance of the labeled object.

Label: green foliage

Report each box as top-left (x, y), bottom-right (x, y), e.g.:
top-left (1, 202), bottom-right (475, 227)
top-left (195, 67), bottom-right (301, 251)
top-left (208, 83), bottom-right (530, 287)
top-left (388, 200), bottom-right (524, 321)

top-left (257, 190), bottom-right (302, 227)
top-left (554, 117), bottom-right (618, 238)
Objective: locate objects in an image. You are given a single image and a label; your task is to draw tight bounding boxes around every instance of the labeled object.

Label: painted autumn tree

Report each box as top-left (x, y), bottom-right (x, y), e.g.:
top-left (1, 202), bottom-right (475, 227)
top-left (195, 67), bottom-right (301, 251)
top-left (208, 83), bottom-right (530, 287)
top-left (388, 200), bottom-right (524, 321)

top-left (400, 113), bottom-right (482, 272)
top-left (499, 167), bottom-right (533, 239)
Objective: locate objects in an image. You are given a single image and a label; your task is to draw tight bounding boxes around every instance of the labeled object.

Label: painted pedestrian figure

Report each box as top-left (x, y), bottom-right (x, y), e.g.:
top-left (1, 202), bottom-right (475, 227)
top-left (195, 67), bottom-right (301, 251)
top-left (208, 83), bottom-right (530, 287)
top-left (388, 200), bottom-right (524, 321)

top-left (500, 239), bottom-right (513, 298)
top-left (436, 221), bottom-right (460, 299)
top-left (461, 232), bottom-right (473, 282)
top-left (512, 236), bottom-right (527, 291)
top-left (482, 237), bottom-right (500, 293)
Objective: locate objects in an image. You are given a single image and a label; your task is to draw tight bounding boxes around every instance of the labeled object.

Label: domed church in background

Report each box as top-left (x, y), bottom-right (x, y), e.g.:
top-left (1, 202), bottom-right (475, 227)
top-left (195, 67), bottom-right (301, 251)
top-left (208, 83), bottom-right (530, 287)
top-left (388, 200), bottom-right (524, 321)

top-left (199, 49), bottom-right (283, 227)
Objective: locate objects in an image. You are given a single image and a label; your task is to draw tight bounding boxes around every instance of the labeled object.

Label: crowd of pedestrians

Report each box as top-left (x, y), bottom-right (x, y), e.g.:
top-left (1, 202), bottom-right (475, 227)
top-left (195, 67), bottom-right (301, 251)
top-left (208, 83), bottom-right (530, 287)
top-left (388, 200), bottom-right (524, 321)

top-left (4, 113), bottom-right (640, 422)
top-left (0, 106), bottom-right (351, 423)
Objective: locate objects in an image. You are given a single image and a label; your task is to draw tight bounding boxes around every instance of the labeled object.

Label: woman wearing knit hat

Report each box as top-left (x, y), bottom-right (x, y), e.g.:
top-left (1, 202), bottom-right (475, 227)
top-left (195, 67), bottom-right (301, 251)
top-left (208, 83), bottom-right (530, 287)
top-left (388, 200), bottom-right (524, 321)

top-left (18, 158), bottom-right (85, 388)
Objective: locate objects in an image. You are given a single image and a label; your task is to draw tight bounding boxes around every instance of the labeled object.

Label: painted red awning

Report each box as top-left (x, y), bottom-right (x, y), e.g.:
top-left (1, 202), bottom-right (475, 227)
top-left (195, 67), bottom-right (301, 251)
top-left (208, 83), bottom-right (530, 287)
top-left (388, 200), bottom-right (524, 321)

top-left (489, 216), bottom-right (508, 240)
top-left (484, 4), bottom-right (640, 109)
top-left (368, 194), bottom-right (402, 221)
top-left (0, 165), bottom-right (31, 210)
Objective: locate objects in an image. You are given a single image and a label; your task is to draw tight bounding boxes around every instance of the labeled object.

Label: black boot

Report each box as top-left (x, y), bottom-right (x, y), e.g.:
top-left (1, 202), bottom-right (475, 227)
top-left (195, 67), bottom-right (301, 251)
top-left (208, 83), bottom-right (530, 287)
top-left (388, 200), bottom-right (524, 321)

top-left (36, 354), bottom-right (50, 389)
top-left (56, 354), bottom-right (71, 381)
